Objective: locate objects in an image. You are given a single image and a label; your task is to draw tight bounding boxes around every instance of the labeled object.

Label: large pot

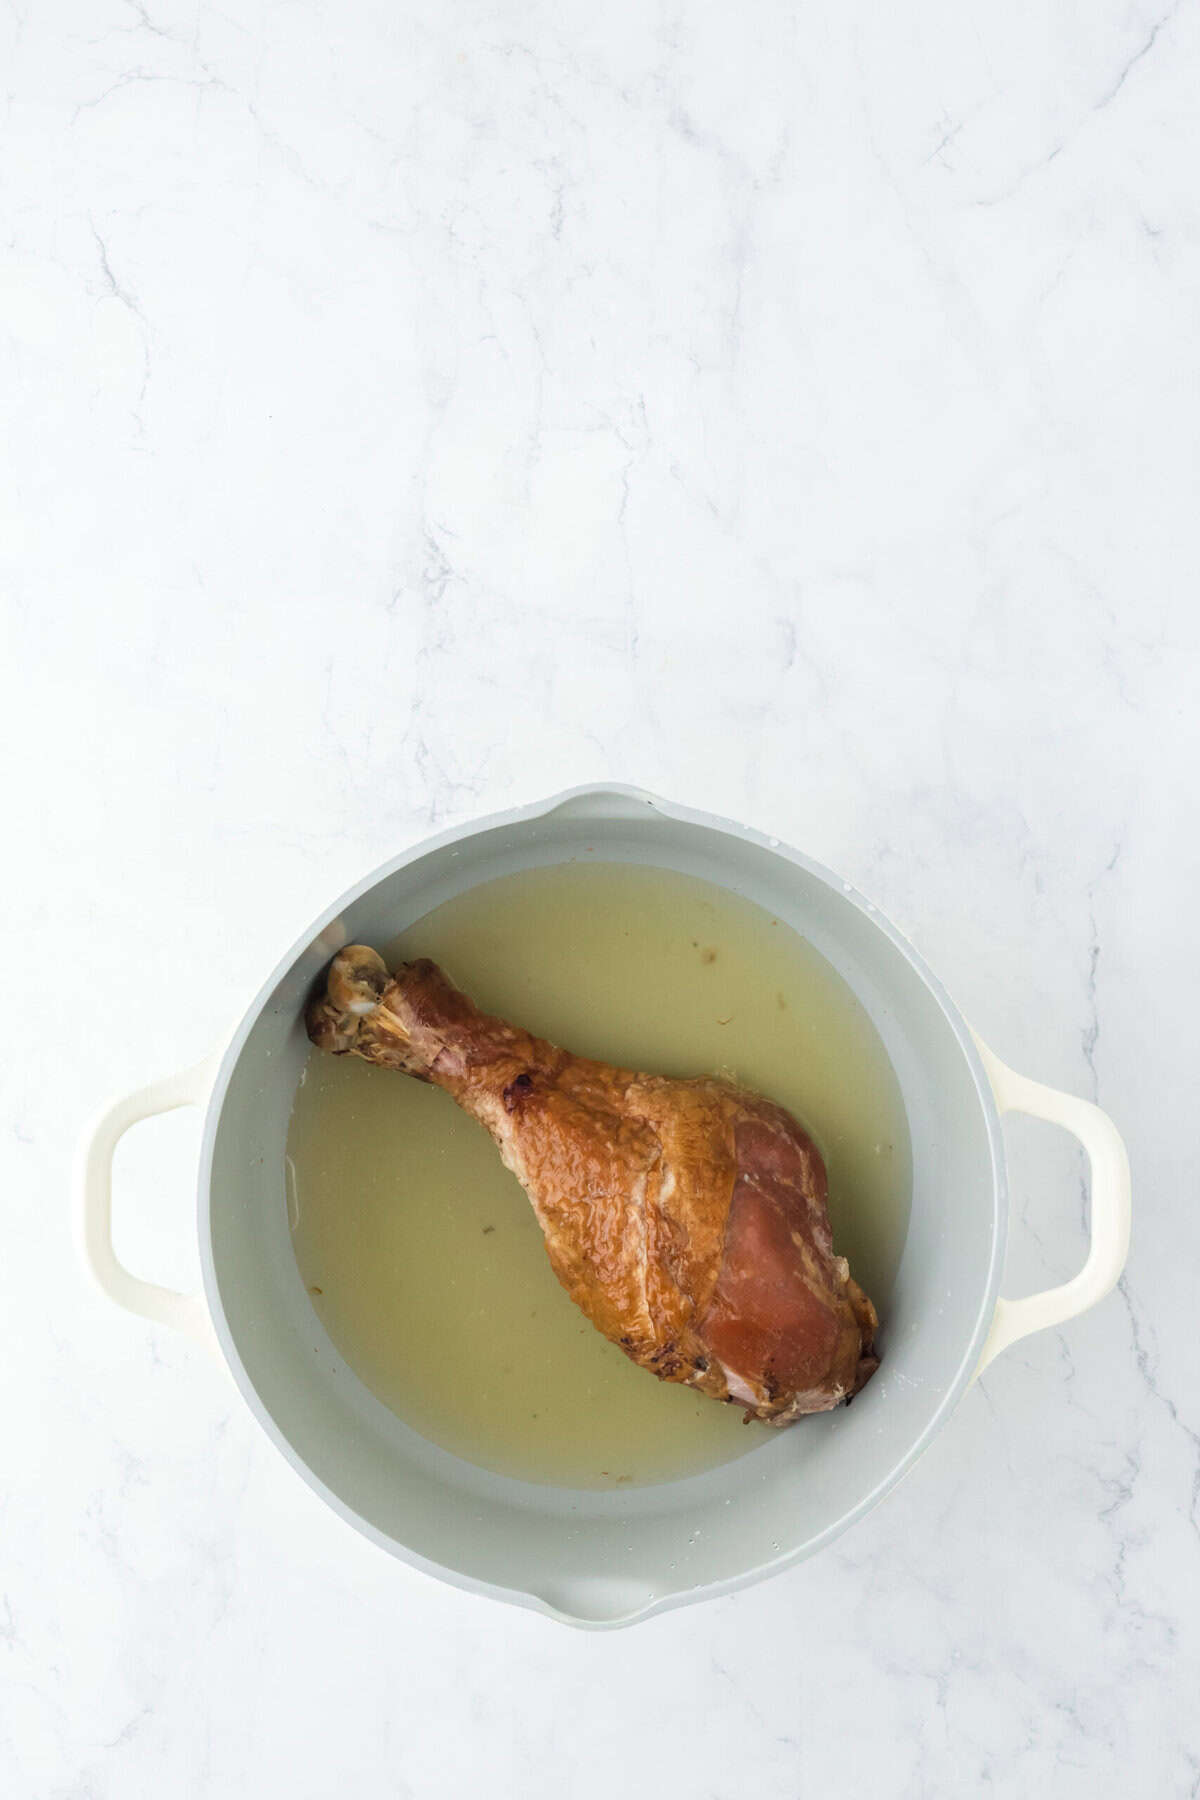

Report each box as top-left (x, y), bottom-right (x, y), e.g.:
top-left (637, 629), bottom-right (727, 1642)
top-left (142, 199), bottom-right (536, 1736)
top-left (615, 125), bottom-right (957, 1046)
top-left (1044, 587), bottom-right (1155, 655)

top-left (77, 785), bottom-right (1130, 1628)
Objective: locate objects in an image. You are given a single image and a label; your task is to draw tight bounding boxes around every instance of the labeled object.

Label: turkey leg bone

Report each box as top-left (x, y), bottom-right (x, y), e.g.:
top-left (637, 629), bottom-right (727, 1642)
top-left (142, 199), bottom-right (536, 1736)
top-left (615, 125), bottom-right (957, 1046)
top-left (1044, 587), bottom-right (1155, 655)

top-left (307, 948), bottom-right (879, 1424)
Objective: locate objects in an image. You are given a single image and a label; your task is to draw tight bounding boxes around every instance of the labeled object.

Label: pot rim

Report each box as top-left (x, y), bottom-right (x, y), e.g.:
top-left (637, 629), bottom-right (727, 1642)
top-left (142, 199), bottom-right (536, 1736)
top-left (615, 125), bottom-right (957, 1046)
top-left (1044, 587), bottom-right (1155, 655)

top-left (196, 782), bottom-right (1007, 1628)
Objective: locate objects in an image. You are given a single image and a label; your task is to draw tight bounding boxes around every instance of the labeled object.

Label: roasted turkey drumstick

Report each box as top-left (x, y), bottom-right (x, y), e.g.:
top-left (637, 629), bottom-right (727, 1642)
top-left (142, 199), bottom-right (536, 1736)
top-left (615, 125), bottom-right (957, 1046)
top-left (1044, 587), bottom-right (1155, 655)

top-left (307, 948), bottom-right (879, 1424)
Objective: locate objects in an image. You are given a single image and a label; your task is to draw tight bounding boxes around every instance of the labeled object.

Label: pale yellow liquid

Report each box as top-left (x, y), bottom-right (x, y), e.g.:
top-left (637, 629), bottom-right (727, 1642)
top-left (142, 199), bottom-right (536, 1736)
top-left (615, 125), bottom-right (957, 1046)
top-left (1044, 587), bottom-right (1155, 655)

top-left (286, 862), bottom-right (911, 1489)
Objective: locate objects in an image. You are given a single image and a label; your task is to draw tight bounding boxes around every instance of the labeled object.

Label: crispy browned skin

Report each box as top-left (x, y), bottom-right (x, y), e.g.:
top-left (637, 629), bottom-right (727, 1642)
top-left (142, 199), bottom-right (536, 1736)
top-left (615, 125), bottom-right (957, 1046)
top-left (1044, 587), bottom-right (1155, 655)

top-left (307, 949), bottom-right (878, 1423)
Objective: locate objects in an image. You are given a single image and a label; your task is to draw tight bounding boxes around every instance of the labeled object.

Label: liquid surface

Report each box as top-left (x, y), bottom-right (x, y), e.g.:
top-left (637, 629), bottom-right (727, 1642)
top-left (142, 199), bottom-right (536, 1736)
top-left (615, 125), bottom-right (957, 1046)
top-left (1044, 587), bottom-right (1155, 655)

top-left (286, 861), bottom-right (911, 1488)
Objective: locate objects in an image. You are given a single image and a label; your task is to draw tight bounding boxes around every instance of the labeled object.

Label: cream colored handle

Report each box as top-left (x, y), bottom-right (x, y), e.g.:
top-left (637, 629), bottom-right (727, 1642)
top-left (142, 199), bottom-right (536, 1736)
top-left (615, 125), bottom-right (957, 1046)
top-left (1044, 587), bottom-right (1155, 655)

top-left (973, 1035), bottom-right (1131, 1374)
top-left (76, 1055), bottom-right (222, 1356)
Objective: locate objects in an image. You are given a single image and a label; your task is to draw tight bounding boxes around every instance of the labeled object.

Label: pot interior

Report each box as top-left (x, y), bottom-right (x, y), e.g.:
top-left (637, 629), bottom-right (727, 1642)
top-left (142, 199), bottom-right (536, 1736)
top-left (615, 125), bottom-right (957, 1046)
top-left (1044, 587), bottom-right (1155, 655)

top-left (203, 791), bottom-right (1003, 1624)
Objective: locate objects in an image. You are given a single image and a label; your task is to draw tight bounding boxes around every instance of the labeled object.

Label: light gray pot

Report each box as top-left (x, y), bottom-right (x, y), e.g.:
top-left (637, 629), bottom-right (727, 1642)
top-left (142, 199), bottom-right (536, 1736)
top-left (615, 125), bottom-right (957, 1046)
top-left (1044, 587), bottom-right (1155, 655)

top-left (78, 786), bottom-right (1130, 1628)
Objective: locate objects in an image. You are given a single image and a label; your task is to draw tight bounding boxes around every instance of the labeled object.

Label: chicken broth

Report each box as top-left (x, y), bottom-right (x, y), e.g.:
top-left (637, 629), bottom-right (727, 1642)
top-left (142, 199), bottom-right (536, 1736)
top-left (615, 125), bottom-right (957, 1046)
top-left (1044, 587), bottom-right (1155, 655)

top-left (285, 861), bottom-right (911, 1489)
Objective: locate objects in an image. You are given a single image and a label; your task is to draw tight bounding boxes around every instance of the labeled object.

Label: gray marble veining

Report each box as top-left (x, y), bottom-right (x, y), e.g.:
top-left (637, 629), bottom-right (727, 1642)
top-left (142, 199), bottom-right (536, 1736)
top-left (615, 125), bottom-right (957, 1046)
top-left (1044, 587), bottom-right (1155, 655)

top-left (4, 0), bottom-right (1200, 1793)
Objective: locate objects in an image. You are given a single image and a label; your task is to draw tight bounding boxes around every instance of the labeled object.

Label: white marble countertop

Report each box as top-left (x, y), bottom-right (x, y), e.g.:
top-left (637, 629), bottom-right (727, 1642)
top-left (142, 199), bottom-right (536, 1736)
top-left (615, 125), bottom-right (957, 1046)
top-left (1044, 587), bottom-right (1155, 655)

top-left (5, 1), bottom-right (1200, 1792)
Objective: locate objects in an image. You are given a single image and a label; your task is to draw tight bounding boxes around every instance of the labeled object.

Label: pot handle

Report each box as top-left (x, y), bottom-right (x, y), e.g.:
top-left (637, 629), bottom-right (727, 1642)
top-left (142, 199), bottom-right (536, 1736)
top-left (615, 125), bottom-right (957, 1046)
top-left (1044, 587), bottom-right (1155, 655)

top-left (972, 1034), bottom-right (1131, 1374)
top-left (76, 1054), bottom-right (222, 1357)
